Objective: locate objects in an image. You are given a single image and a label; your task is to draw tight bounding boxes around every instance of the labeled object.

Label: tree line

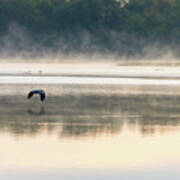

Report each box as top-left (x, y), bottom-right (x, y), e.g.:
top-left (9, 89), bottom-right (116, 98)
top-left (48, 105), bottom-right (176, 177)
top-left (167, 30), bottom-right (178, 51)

top-left (1, 0), bottom-right (180, 57)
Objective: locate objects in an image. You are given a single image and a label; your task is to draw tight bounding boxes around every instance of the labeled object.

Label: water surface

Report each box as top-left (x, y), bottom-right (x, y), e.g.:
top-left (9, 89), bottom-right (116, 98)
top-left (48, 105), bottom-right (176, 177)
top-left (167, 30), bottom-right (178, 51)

top-left (0, 82), bottom-right (180, 180)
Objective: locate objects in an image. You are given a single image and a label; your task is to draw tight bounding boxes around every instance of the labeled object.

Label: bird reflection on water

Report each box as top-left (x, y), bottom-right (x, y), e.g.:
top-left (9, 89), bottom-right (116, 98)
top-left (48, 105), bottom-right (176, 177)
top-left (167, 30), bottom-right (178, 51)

top-left (27, 107), bottom-right (45, 116)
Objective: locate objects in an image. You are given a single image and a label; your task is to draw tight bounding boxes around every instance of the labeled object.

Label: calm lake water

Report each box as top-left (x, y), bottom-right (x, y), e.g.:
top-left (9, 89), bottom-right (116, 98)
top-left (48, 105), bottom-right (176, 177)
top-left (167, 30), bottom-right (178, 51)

top-left (0, 80), bottom-right (180, 180)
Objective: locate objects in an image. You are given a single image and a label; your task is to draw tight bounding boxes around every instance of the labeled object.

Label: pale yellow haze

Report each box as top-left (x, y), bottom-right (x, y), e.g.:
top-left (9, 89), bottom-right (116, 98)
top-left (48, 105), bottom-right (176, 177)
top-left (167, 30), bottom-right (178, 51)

top-left (1, 61), bottom-right (180, 171)
top-left (0, 126), bottom-right (180, 171)
top-left (1, 62), bottom-right (180, 78)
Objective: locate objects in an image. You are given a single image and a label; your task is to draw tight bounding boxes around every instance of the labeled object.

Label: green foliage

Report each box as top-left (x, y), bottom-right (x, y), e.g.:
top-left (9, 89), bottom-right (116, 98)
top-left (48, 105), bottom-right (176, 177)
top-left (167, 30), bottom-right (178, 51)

top-left (0, 0), bottom-right (180, 56)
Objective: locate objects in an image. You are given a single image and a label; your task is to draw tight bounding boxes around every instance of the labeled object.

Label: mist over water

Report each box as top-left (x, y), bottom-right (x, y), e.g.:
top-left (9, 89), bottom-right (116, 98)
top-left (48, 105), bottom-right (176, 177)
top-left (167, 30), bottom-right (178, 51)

top-left (0, 55), bottom-right (180, 180)
top-left (1, 1), bottom-right (180, 179)
top-left (0, 47), bottom-right (180, 180)
top-left (0, 22), bottom-right (178, 66)
top-left (0, 25), bottom-right (180, 180)
top-left (0, 22), bottom-right (179, 61)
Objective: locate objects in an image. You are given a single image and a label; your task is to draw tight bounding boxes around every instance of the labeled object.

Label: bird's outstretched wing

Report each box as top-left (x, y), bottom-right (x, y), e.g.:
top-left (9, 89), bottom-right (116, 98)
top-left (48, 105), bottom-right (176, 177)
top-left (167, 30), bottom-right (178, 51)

top-left (27, 91), bottom-right (34, 99)
top-left (40, 92), bottom-right (46, 101)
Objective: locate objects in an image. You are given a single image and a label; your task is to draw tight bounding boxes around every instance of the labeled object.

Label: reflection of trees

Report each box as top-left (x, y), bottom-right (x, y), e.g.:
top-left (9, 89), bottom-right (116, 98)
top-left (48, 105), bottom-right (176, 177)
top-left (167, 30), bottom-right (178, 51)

top-left (0, 95), bottom-right (180, 138)
top-left (0, 95), bottom-right (124, 138)
top-left (60, 115), bottom-right (122, 139)
top-left (118, 95), bottom-right (180, 136)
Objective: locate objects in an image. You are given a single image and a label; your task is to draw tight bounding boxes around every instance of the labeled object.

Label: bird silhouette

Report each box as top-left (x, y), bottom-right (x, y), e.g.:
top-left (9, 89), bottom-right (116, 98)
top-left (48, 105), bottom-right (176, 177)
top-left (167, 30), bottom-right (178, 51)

top-left (27, 90), bottom-right (46, 102)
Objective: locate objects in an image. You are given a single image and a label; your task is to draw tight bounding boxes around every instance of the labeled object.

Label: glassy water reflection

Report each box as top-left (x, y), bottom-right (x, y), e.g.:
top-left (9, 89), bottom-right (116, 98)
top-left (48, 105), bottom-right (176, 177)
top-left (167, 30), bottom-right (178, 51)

top-left (1, 85), bottom-right (180, 179)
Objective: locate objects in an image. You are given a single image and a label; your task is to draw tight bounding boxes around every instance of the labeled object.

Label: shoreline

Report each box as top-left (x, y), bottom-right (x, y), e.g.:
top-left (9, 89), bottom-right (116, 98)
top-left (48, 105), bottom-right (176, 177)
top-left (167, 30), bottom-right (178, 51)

top-left (0, 63), bottom-right (180, 79)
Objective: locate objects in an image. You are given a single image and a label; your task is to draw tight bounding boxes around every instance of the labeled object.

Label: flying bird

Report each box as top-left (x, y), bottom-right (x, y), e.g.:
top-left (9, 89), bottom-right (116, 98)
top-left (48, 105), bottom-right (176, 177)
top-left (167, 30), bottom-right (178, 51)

top-left (27, 90), bottom-right (46, 102)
